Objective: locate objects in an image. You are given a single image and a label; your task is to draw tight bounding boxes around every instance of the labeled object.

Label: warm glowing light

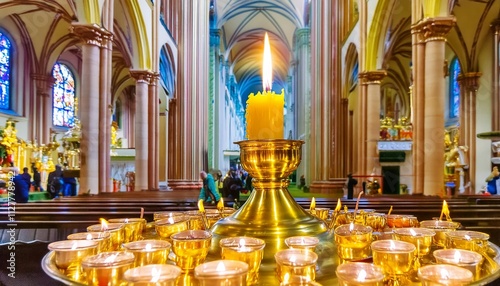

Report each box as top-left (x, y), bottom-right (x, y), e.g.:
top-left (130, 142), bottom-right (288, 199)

top-left (289, 255), bottom-right (297, 264)
top-left (216, 261), bottom-right (226, 272)
top-left (124, 218), bottom-right (129, 223)
top-left (71, 242), bottom-right (78, 250)
top-left (100, 218), bottom-right (109, 231)
top-left (389, 240), bottom-right (396, 249)
top-left (167, 217), bottom-right (175, 224)
top-left (310, 197), bottom-right (316, 211)
top-left (151, 267), bottom-right (160, 283)
top-left (410, 228), bottom-right (417, 236)
top-left (464, 234), bottom-right (472, 240)
top-left (198, 199), bottom-right (205, 213)
top-left (440, 200), bottom-right (451, 221)
top-left (349, 222), bottom-right (354, 232)
top-left (217, 198), bottom-right (224, 210)
top-left (440, 269), bottom-right (450, 279)
top-left (262, 32), bottom-right (272, 91)
top-left (453, 250), bottom-right (461, 263)
top-left (104, 253), bottom-right (118, 263)
top-left (86, 233), bottom-right (93, 240)
top-left (358, 269), bottom-right (367, 281)
top-left (145, 243), bottom-right (152, 251)
top-left (283, 273), bottom-right (291, 283)
top-left (334, 199), bottom-right (342, 212)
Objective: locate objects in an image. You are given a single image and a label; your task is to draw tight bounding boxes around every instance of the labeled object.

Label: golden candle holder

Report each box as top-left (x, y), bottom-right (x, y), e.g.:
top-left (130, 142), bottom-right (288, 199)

top-left (371, 239), bottom-right (415, 285)
top-left (274, 248), bottom-right (318, 283)
top-left (87, 223), bottom-right (125, 251)
top-left (81, 251), bottom-right (135, 286)
top-left (419, 220), bottom-right (461, 247)
top-left (335, 262), bottom-right (384, 285)
top-left (433, 249), bottom-right (483, 280)
top-left (220, 236), bottom-right (266, 285)
top-left (418, 264), bottom-right (473, 285)
top-left (194, 260), bottom-right (249, 286)
top-left (67, 232), bottom-right (111, 253)
top-left (108, 218), bottom-right (147, 243)
top-left (123, 264), bottom-right (182, 286)
top-left (122, 239), bottom-right (171, 267)
top-left (211, 139), bottom-right (327, 263)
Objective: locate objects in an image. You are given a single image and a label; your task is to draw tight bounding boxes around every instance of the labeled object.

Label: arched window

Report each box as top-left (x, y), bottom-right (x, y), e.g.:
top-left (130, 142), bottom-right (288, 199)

top-left (52, 62), bottom-right (76, 127)
top-left (449, 57), bottom-right (461, 118)
top-left (0, 31), bottom-right (12, 110)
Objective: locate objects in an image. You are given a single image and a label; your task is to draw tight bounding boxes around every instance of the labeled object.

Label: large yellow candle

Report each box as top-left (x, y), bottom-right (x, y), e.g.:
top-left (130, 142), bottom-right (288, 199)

top-left (245, 32), bottom-right (284, 140)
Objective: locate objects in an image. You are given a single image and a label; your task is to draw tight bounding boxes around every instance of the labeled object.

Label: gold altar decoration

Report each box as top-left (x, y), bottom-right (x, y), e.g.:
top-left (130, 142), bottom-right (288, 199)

top-left (210, 139), bottom-right (328, 263)
top-left (379, 116), bottom-right (413, 141)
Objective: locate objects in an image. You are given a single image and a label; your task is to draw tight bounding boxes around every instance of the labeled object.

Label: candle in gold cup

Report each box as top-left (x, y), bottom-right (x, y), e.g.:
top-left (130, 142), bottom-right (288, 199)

top-left (334, 223), bottom-right (373, 261)
top-left (335, 262), bottom-right (384, 286)
top-left (364, 213), bottom-right (387, 232)
top-left (433, 249), bottom-right (483, 280)
top-left (153, 211), bottom-right (184, 221)
top-left (123, 239), bottom-right (171, 267)
top-left (48, 240), bottom-right (99, 270)
top-left (418, 264), bottom-right (473, 286)
top-left (393, 227), bottom-right (436, 257)
top-left (220, 236), bottom-right (266, 285)
top-left (275, 249), bottom-right (318, 283)
top-left (171, 230), bottom-right (212, 272)
top-left (446, 230), bottom-right (490, 252)
top-left (67, 232), bottom-right (111, 253)
top-left (155, 216), bottom-right (189, 240)
top-left (420, 220), bottom-right (461, 247)
top-left (81, 251), bottom-right (135, 286)
top-left (109, 218), bottom-right (146, 242)
top-left (371, 240), bottom-right (415, 283)
top-left (285, 236), bottom-right (319, 251)
top-left (87, 220), bottom-right (125, 251)
top-left (194, 260), bottom-right (249, 286)
top-left (124, 264), bottom-right (182, 286)
top-left (386, 214), bottom-right (419, 228)
top-left (184, 210), bottom-right (205, 230)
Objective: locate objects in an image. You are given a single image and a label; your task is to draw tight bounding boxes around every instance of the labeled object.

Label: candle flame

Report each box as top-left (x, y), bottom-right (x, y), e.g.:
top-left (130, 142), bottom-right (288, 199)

top-left (198, 199), bottom-right (205, 213)
top-left (440, 269), bottom-right (450, 279)
top-left (104, 253), bottom-right (118, 263)
top-left (151, 267), bottom-right (160, 282)
top-left (71, 242), bottom-right (78, 250)
top-left (124, 218), bottom-right (129, 223)
top-left (100, 218), bottom-right (109, 231)
top-left (310, 197), bottom-right (316, 211)
top-left (439, 200), bottom-right (451, 221)
top-left (464, 234), bottom-right (472, 241)
top-left (262, 32), bottom-right (273, 91)
top-left (349, 222), bottom-right (354, 232)
top-left (239, 238), bottom-right (246, 248)
top-left (145, 243), bottom-right (152, 251)
top-left (283, 273), bottom-right (291, 283)
top-left (216, 261), bottom-right (226, 272)
top-left (357, 269), bottom-right (367, 281)
top-left (290, 255), bottom-right (297, 264)
top-left (410, 228), bottom-right (417, 236)
top-left (167, 217), bottom-right (175, 224)
top-left (453, 250), bottom-right (461, 263)
top-left (86, 233), bottom-right (93, 240)
top-left (334, 199), bottom-right (342, 212)
top-left (389, 240), bottom-right (396, 250)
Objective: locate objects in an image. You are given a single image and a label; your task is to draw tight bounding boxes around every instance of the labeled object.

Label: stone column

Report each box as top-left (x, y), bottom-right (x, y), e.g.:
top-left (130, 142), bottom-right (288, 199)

top-left (492, 20), bottom-right (500, 131)
top-left (359, 70), bottom-right (387, 175)
top-left (417, 17), bottom-right (456, 196)
top-left (148, 73), bottom-right (160, 191)
top-left (294, 28), bottom-right (311, 185)
top-left (31, 74), bottom-right (54, 144)
top-left (71, 24), bottom-right (105, 195)
top-left (168, 0), bottom-right (209, 190)
top-left (458, 72), bottom-right (481, 194)
top-left (208, 28), bottom-right (220, 170)
top-left (130, 70), bottom-right (153, 191)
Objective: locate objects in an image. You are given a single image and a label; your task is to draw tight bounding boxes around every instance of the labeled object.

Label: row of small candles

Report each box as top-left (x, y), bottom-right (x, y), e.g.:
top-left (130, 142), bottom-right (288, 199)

top-left (46, 198), bottom-right (496, 285)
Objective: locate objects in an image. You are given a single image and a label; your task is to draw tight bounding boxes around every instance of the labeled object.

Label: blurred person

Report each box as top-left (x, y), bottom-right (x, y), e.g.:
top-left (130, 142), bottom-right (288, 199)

top-left (198, 170), bottom-right (221, 204)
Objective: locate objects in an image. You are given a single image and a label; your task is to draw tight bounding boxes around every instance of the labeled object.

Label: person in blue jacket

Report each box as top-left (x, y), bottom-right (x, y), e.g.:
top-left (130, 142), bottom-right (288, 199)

top-left (486, 166), bottom-right (499, 195)
top-left (198, 170), bottom-right (221, 204)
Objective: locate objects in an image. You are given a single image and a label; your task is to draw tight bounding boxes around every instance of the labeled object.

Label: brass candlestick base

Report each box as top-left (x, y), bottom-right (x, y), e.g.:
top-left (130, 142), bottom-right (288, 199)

top-left (210, 139), bottom-right (328, 263)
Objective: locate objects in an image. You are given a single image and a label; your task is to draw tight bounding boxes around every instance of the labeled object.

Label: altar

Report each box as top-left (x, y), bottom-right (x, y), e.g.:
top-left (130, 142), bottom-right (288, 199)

top-left (110, 148), bottom-right (135, 192)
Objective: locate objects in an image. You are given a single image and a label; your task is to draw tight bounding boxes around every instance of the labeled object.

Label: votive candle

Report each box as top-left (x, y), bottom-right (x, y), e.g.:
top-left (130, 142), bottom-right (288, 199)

top-left (108, 218), bottom-right (146, 242)
top-left (393, 227), bottom-right (436, 257)
top-left (335, 262), bottom-right (384, 286)
top-left (446, 230), bottom-right (490, 252)
top-left (433, 249), bottom-right (483, 280)
top-left (334, 223), bottom-right (373, 261)
top-left (87, 223), bottom-right (125, 251)
top-left (285, 236), bottom-right (319, 251)
top-left (67, 232), bottom-right (111, 253)
top-left (220, 236), bottom-right (266, 285)
top-left (123, 264), bottom-right (182, 286)
top-left (48, 240), bottom-right (99, 270)
top-left (123, 239), bottom-right (171, 267)
top-left (194, 260), bottom-right (249, 286)
top-left (371, 239), bottom-right (415, 277)
top-left (275, 249), bottom-right (318, 282)
top-left (386, 214), bottom-right (419, 228)
top-left (418, 264), bottom-right (473, 285)
top-left (81, 251), bottom-right (135, 286)
top-left (171, 230), bottom-right (212, 272)
top-left (419, 220), bottom-right (460, 247)
top-left (154, 216), bottom-right (189, 240)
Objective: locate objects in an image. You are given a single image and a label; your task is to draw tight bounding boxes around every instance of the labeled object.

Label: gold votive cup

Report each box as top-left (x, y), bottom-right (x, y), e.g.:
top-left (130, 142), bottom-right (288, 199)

top-left (194, 260), bottom-right (249, 286)
top-left (433, 249), bottom-right (483, 280)
top-left (419, 220), bottom-right (461, 247)
top-left (153, 211), bottom-right (184, 221)
top-left (171, 230), bottom-right (212, 272)
top-left (123, 264), bottom-right (182, 286)
top-left (418, 264), bottom-right (473, 285)
top-left (365, 213), bottom-right (387, 232)
top-left (48, 240), bottom-right (99, 270)
top-left (334, 223), bottom-right (373, 261)
top-left (335, 209), bottom-right (376, 227)
top-left (308, 208), bottom-right (330, 221)
top-left (155, 216), bottom-right (189, 240)
top-left (335, 262), bottom-right (385, 286)
top-left (206, 212), bottom-right (221, 229)
top-left (220, 207), bottom-right (236, 218)
top-left (371, 240), bottom-right (415, 277)
top-left (446, 230), bottom-right (490, 252)
top-left (81, 251), bottom-right (135, 286)
top-left (220, 236), bottom-right (266, 285)
top-left (279, 276), bottom-right (323, 286)
top-left (285, 236), bottom-right (319, 251)
top-left (67, 232), bottom-right (111, 253)
top-left (274, 249), bottom-right (318, 283)
top-left (87, 223), bottom-right (125, 251)
top-left (393, 227), bottom-right (436, 257)
top-left (386, 214), bottom-right (419, 228)
top-left (184, 210), bottom-right (205, 230)
top-left (109, 218), bottom-right (147, 243)
top-left (122, 239), bottom-right (171, 267)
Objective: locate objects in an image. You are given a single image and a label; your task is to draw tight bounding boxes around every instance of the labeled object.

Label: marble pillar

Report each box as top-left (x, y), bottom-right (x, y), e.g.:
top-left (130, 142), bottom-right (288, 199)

top-left (31, 74), bottom-right (54, 144)
top-left (148, 73), bottom-right (160, 191)
top-left (71, 23), bottom-right (106, 195)
top-left (491, 20), bottom-right (500, 131)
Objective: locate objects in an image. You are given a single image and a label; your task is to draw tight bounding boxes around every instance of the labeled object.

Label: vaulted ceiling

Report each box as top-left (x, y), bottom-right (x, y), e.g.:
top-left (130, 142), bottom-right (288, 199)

top-left (213, 0), bottom-right (309, 100)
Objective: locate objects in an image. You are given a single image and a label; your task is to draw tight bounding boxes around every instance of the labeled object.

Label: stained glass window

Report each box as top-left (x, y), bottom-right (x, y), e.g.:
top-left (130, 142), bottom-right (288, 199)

top-left (0, 32), bottom-right (11, 110)
top-left (52, 63), bottom-right (76, 127)
top-left (449, 57), bottom-right (461, 118)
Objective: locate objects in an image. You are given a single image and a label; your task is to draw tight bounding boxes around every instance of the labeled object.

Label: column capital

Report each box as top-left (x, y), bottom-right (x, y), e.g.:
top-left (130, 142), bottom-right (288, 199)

top-left (71, 23), bottom-right (112, 47)
top-left (414, 17), bottom-right (456, 42)
top-left (359, 70), bottom-right (387, 84)
top-left (31, 74), bottom-right (55, 96)
top-left (129, 70), bottom-right (159, 84)
top-left (458, 72), bottom-right (482, 92)
top-left (491, 19), bottom-right (500, 34)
